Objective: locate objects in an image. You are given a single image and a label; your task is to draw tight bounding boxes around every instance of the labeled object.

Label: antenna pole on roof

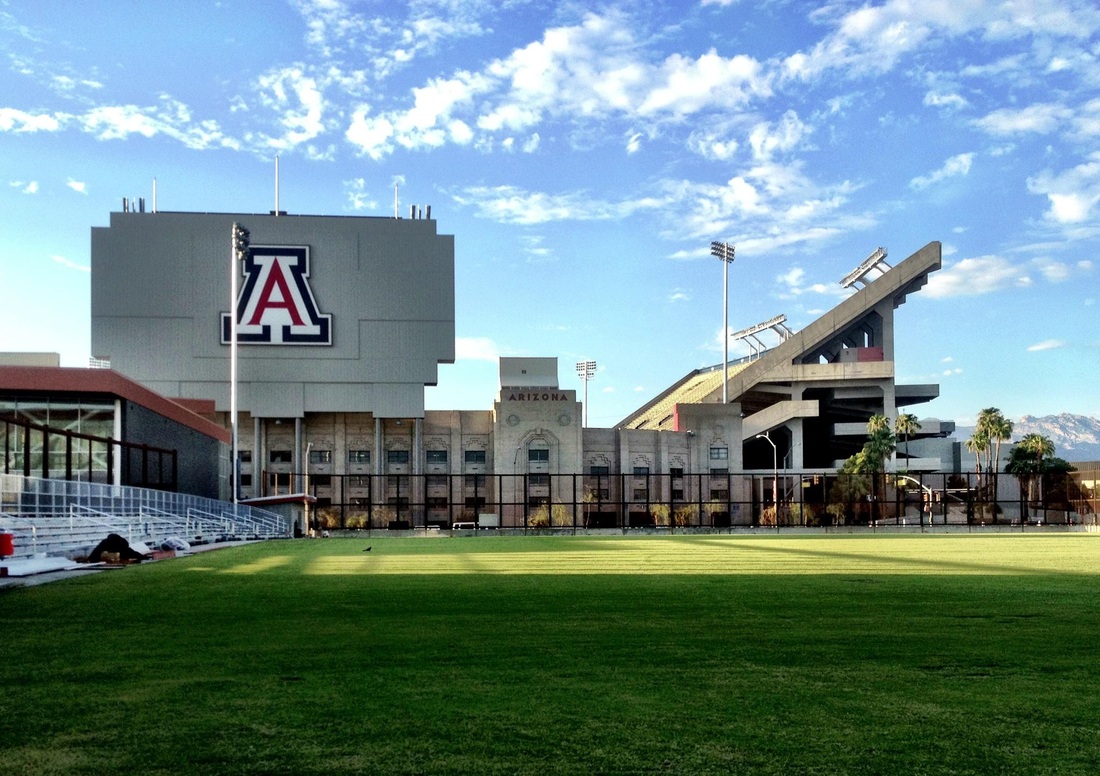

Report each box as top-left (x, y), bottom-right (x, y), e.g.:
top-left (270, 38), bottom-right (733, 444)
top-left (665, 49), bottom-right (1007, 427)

top-left (275, 156), bottom-right (280, 217)
top-left (152, 178), bottom-right (157, 213)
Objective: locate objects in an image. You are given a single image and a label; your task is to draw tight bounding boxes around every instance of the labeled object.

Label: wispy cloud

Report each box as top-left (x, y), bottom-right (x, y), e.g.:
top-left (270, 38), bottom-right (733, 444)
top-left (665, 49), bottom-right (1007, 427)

top-left (910, 153), bottom-right (974, 190)
top-left (66, 178), bottom-right (86, 194)
top-left (455, 336), bottom-right (501, 361)
top-left (50, 255), bottom-right (89, 272)
top-left (1027, 339), bottom-right (1065, 352)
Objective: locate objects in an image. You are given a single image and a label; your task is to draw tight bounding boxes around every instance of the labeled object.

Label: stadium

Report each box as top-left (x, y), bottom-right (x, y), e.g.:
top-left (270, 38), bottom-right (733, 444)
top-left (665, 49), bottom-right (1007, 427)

top-left (1, 208), bottom-right (1094, 542)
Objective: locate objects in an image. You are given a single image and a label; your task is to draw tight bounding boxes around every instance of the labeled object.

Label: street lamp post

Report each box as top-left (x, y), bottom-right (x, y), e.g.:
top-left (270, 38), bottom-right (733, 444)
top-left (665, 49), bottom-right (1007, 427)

top-left (755, 431), bottom-right (778, 508)
top-left (710, 241), bottom-right (735, 404)
top-left (576, 360), bottom-right (596, 428)
top-left (230, 222), bottom-right (250, 505)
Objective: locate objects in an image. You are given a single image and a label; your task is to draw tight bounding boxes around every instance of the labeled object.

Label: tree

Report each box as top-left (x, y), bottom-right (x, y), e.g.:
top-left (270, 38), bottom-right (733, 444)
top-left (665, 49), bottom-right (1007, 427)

top-left (1019, 433), bottom-right (1056, 503)
top-left (976, 408), bottom-right (1013, 474)
top-left (894, 413), bottom-right (921, 465)
top-left (862, 416), bottom-right (896, 523)
top-left (965, 432), bottom-right (988, 487)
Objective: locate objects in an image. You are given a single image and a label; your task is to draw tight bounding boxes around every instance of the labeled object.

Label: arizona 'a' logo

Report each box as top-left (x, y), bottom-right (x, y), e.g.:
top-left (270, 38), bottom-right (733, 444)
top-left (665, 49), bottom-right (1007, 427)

top-left (220, 246), bottom-right (332, 345)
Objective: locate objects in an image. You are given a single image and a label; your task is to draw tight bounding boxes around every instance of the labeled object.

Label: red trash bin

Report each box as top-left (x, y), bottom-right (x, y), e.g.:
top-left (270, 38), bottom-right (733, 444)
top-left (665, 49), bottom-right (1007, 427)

top-left (0, 533), bottom-right (14, 558)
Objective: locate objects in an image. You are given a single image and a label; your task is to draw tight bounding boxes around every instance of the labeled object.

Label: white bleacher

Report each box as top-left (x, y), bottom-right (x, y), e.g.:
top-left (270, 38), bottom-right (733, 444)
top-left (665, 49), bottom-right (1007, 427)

top-left (0, 473), bottom-right (287, 561)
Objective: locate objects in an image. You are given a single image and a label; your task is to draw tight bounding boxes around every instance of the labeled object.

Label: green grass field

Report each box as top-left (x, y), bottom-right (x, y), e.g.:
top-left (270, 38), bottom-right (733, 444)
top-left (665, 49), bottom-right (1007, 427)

top-left (2, 534), bottom-right (1099, 775)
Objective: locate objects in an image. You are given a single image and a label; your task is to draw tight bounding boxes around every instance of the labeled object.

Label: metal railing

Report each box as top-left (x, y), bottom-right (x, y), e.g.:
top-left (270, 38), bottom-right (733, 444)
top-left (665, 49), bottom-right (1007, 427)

top-left (0, 472), bottom-right (287, 559)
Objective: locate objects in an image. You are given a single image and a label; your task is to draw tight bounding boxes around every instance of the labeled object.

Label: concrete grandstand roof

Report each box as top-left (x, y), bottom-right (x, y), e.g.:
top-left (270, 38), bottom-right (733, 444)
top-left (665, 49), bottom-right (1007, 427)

top-left (618, 241), bottom-right (941, 430)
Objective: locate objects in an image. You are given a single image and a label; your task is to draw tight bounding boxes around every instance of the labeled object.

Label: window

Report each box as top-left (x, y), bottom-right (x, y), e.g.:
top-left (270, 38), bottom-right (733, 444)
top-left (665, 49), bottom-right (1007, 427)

top-left (426, 450), bottom-right (448, 464)
top-left (633, 466), bottom-right (650, 476)
top-left (669, 467), bottom-right (684, 479)
top-left (387, 497), bottom-right (409, 508)
top-left (710, 489), bottom-right (729, 502)
top-left (633, 489), bottom-right (649, 501)
top-left (309, 449), bottom-right (332, 465)
top-left (310, 474), bottom-right (332, 488)
top-left (427, 475), bottom-right (448, 488)
top-left (671, 488), bottom-right (684, 500)
top-left (528, 496), bottom-right (549, 508)
top-left (348, 450), bottom-right (371, 464)
top-left (387, 450), bottom-right (409, 464)
top-left (465, 497), bottom-right (487, 510)
top-left (528, 448), bottom-right (550, 463)
top-left (427, 497), bottom-right (449, 509)
top-left (709, 447), bottom-right (729, 460)
top-left (464, 474), bottom-right (487, 488)
top-left (464, 450), bottom-right (486, 465)
top-left (710, 468), bottom-right (729, 476)
top-left (238, 450), bottom-right (253, 464)
top-left (349, 475), bottom-right (370, 488)
top-left (270, 450), bottom-right (292, 464)
top-left (528, 473), bottom-right (549, 486)
top-left (589, 465), bottom-right (609, 476)
top-left (239, 474), bottom-right (252, 488)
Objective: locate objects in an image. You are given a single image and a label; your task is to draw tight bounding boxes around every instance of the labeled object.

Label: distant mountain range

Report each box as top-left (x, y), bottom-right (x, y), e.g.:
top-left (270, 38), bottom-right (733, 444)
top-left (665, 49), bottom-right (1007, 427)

top-left (953, 413), bottom-right (1100, 463)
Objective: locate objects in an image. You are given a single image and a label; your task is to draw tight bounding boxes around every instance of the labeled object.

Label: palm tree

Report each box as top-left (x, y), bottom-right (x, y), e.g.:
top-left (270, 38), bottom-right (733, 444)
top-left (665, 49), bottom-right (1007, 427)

top-left (1005, 444), bottom-right (1040, 520)
top-left (863, 416), bottom-right (896, 523)
top-left (894, 413), bottom-right (921, 466)
top-left (976, 408), bottom-right (1013, 474)
top-left (965, 432), bottom-right (988, 485)
top-left (867, 413), bottom-right (890, 434)
top-left (1018, 433), bottom-right (1055, 505)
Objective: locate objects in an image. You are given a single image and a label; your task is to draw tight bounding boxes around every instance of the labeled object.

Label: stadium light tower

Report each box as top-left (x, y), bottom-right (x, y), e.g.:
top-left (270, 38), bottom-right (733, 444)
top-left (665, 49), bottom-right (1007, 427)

top-left (710, 241), bottom-right (735, 403)
top-left (230, 222), bottom-right (250, 505)
top-left (576, 360), bottom-right (597, 428)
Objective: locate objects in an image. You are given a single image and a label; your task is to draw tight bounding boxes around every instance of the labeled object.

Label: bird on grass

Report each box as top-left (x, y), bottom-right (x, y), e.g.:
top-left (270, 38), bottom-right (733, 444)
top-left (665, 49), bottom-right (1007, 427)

top-left (362, 546), bottom-right (372, 552)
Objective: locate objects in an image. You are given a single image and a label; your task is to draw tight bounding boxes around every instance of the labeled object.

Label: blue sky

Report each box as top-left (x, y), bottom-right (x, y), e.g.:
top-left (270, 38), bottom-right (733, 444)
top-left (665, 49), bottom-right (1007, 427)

top-left (1, 0), bottom-right (1097, 428)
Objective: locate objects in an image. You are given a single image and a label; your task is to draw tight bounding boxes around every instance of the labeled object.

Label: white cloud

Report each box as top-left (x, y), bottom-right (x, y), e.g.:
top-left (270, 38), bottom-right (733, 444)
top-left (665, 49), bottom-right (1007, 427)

top-left (1027, 152), bottom-right (1100, 224)
top-left (251, 66), bottom-right (327, 151)
top-left (923, 91), bottom-right (968, 110)
top-left (668, 289), bottom-right (690, 303)
top-left (1027, 339), bottom-right (1066, 352)
top-left (924, 255), bottom-right (1032, 298)
top-left (748, 110), bottom-right (809, 161)
top-left (66, 179), bottom-right (86, 194)
top-left (0, 108), bottom-right (63, 132)
top-left (971, 103), bottom-right (1072, 135)
top-left (625, 131), bottom-right (642, 154)
top-left (687, 126), bottom-right (739, 161)
top-left (783, 3), bottom-right (1100, 83)
top-left (346, 106), bottom-right (394, 159)
top-left (455, 336), bottom-right (500, 361)
top-left (50, 255), bottom-right (89, 272)
top-left (346, 11), bottom-right (771, 158)
top-left (452, 185), bottom-right (665, 225)
top-left (79, 100), bottom-right (237, 151)
top-left (9, 180), bottom-right (38, 194)
top-left (909, 152), bottom-right (974, 190)
top-left (344, 178), bottom-right (377, 211)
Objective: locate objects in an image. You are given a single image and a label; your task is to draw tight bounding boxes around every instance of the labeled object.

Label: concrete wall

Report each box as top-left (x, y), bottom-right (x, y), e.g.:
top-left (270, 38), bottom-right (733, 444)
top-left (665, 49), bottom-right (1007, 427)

top-left (92, 211), bottom-right (454, 419)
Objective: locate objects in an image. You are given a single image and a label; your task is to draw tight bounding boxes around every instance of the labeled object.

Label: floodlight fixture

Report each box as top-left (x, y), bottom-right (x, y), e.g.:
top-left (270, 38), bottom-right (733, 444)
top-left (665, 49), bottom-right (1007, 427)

top-left (576, 360), bottom-right (597, 428)
top-left (710, 241), bottom-right (736, 404)
top-left (839, 247), bottom-right (890, 289)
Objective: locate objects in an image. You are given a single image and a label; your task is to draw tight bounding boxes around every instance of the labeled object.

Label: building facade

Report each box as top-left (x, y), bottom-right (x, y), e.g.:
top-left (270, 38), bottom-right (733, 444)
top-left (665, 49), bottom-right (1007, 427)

top-left (85, 208), bottom-right (963, 527)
